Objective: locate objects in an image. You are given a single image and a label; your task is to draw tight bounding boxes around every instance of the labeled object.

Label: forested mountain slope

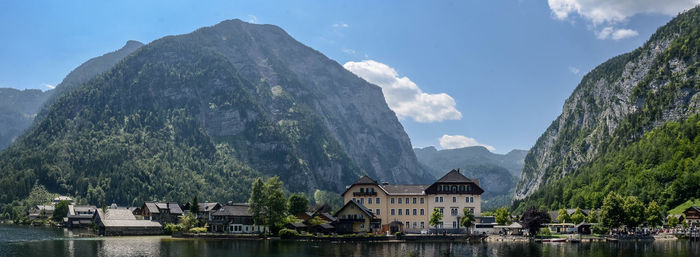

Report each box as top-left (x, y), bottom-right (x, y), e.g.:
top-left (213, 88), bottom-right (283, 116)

top-left (514, 7), bottom-right (700, 211)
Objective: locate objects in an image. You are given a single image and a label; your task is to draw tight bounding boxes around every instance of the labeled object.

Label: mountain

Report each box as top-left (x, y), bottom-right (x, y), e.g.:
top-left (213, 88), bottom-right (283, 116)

top-left (0, 20), bottom-right (432, 208)
top-left (414, 146), bottom-right (527, 210)
top-left (514, 7), bottom-right (700, 211)
top-left (0, 41), bottom-right (143, 152)
top-left (0, 89), bottom-right (51, 150)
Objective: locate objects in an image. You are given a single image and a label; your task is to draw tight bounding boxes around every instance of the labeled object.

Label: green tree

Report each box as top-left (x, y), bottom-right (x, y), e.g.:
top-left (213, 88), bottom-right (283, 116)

top-left (190, 195), bottom-right (200, 214)
top-left (288, 193), bottom-right (309, 215)
top-left (623, 196), bottom-right (645, 229)
top-left (308, 216), bottom-right (326, 226)
top-left (180, 213), bottom-right (197, 232)
top-left (52, 200), bottom-right (71, 223)
top-left (264, 176), bottom-right (288, 230)
top-left (557, 208), bottom-right (570, 223)
top-left (682, 219), bottom-right (689, 228)
top-left (249, 178), bottom-right (266, 226)
top-left (494, 207), bottom-right (510, 225)
top-left (429, 208), bottom-right (443, 230)
top-left (460, 207), bottom-right (476, 234)
top-left (586, 210), bottom-right (599, 223)
top-left (645, 201), bottom-right (663, 228)
top-left (570, 208), bottom-right (585, 224)
top-left (600, 191), bottom-right (625, 229)
top-left (667, 215), bottom-right (679, 227)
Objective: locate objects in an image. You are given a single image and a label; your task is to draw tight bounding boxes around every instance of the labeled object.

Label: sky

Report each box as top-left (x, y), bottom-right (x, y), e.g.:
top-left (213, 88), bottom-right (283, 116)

top-left (0, 0), bottom-right (697, 154)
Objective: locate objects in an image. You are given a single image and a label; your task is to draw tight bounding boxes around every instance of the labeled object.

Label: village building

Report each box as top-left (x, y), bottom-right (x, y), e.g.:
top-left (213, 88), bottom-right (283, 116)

top-left (138, 202), bottom-right (183, 224)
top-left (334, 199), bottom-right (381, 234)
top-left (209, 203), bottom-right (266, 234)
top-left (182, 202), bottom-right (222, 222)
top-left (52, 196), bottom-right (74, 205)
top-left (65, 205), bottom-right (97, 228)
top-left (93, 208), bottom-right (162, 236)
top-left (340, 169), bottom-right (483, 233)
top-left (28, 205), bottom-right (54, 220)
top-left (683, 206), bottom-right (700, 227)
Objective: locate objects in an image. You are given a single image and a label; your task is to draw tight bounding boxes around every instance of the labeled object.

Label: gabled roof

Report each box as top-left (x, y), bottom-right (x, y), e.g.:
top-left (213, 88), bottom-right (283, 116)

top-left (143, 202), bottom-right (183, 214)
top-left (685, 206), bottom-right (700, 213)
top-left (435, 169), bottom-right (471, 183)
top-left (213, 204), bottom-right (252, 217)
top-left (333, 200), bottom-right (375, 219)
top-left (353, 176), bottom-right (378, 185)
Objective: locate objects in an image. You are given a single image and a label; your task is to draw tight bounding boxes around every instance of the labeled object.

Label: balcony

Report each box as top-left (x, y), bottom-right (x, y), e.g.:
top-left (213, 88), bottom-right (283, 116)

top-left (353, 191), bottom-right (377, 196)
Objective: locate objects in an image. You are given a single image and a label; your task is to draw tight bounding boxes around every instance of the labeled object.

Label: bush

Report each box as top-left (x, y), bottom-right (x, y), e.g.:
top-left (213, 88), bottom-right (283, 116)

top-left (537, 228), bottom-right (552, 237)
top-left (164, 223), bottom-right (183, 235)
top-left (189, 227), bottom-right (207, 233)
top-left (279, 228), bottom-right (299, 239)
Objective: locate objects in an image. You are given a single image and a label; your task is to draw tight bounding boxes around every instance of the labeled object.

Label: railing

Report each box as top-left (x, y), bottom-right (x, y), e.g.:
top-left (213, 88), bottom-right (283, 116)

top-left (353, 192), bottom-right (377, 196)
top-left (338, 218), bottom-right (365, 222)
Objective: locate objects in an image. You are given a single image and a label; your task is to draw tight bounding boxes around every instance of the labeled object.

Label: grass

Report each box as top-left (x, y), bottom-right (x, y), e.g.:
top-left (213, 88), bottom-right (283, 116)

top-left (668, 199), bottom-right (700, 215)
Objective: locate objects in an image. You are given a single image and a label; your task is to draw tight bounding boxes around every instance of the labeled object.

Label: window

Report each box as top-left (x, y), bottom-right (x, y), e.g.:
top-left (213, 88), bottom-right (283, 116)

top-left (376, 209), bottom-right (381, 215)
top-left (471, 196), bottom-right (475, 203)
top-left (420, 209), bottom-right (425, 215)
top-left (451, 208), bottom-right (458, 216)
top-left (460, 185), bottom-right (465, 191)
top-left (413, 197), bottom-right (417, 204)
top-left (360, 188), bottom-right (365, 193)
top-left (398, 209), bottom-right (402, 215)
top-left (376, 198), bottom-right (380, 204)
top-left (467, 185), bottom-right (472, 191)
top-left (391, 209), bottom-right (395, 215)
top-left (420, 198), bottom-right (424, 204)
top-left (398, 198), bottom-right (402, 204)
top-left (360, 198), bottom-right (364, 205)
top-left (452, 221), bottom-right (457, 228)
top-left (437, 185), bottom-right (442, 192)
top-left (391, 198), bottom-right (395, 204)
top-left (405, 209), bottom-right (409, 215)
top-left (352, 198), bottom-right (356, 202)
top-left (466, 197), bottom-right (469, 203)
top-left (435, 197), bottom-right (439, 203)
top-left (452, 197), bottom-right (456, 203)
top-left (406, 222), bottom-right (410, 228)
top-left (405, 197), bottom-right (409, 204)
top-left (413, 222), bottom-right (417, 228)
top-left (438, 208), bottom-right (444, 214)
top-left (421, 222), bottom-right (425, 228)
top-left (413, 209), bottom-right (417, 215)
top-left (452, 185), bottom-right (457, 192)
top-left (368, 198), bottom-right (373, 204)
top-left (440, 197), bottom-right (444, 203)
top-left (361, 224), bottom-right (365, 229)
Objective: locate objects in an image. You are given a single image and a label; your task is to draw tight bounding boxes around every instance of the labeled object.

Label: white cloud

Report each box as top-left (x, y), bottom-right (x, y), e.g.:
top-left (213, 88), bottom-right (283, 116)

top-left (568, 66), bottom-right (581, 75)
top-left (333, 23), bottom-right (349, 28)
top-left (41, 83), bottom-right (55, 89)
top-left (247, 15), bottom-right (258, 24)
top-left (439, 135), bottom-right (495, 152)
top-left (611, 28), bottom-right (639, 40)
top-left (595, 26), bottom-right (639, 40)
top-left (343, 60), bottom-right (462, 123)
top-left (548, 0), bottom-right (698, 39)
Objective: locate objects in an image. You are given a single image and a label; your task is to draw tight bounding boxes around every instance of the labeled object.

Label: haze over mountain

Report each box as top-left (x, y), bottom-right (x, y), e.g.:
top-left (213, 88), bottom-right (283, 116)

top-left (0, 19), bottom-right (432, 207)
top-left (414, 146), bottom-right (527, 210)
top-left (0, 41), bottom-right (143, 151)
top-left (514, 7), bottom-right (700, 211)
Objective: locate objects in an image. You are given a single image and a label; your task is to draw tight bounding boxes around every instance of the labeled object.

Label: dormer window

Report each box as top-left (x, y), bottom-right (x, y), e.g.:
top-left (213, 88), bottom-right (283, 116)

top-left (360, 188), bottom-right (365, 193)
top-left (460, 185), bottom-right (465, 191)
top-left (451, 185), bottom-right (457, 192)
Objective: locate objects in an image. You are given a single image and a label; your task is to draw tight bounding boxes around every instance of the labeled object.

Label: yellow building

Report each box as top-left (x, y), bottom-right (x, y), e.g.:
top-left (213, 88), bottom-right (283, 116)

top-left (341, 169), bottom-right (483, 233)
top-left (334, 200), bottom-right (380, 234)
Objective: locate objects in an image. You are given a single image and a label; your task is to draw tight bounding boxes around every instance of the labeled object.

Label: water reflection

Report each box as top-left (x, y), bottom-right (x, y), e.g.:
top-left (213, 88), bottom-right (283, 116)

top-left (1, 225), bottom-right (699, 257)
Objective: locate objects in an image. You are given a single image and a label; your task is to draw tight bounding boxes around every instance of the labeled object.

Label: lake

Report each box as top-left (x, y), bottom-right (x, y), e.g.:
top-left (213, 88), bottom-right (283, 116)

top-left (1, 225), bottom-right (698, 257)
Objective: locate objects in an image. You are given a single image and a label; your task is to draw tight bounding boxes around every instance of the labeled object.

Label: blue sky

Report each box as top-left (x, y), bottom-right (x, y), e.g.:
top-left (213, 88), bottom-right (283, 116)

top-left (0, 0), bottom-right (694, 153)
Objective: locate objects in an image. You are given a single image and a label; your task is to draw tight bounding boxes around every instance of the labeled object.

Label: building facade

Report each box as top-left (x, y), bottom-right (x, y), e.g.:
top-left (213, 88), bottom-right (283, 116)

top-left (341, 169), bottom-right (483, 233)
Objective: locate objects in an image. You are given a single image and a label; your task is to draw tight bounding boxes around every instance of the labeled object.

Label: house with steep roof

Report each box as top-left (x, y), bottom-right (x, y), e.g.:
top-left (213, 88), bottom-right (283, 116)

top-left (341, 169), bottom-right (484, 233)
top-left (182, 202), bottom-right (222, 222)
top-left (138, 202), bottom-right (183, 224)
top-left (28, 205), bottom-right (54, 220)
top-left (210, 203), bottom-right (267, 234)
top-left (65, 205), bottom-right (97, 228)
top-left (684, 206), bottom-right (700, 227)
top-left (93, 208), bottom-right (162, 236)
top-left (334, 199), bottom-right (381, 234)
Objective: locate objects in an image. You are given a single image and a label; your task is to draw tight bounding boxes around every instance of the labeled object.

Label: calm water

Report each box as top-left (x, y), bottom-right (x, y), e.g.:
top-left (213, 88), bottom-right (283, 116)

top-left (1, 225), bottom-right (699, 257)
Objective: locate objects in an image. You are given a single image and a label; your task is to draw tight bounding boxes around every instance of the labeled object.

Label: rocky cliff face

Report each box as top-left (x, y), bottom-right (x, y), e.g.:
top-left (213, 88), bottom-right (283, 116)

top-left (515, 8), bottom-right (700, 200)
top-left (0, 20), bottom-right (432, 205)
